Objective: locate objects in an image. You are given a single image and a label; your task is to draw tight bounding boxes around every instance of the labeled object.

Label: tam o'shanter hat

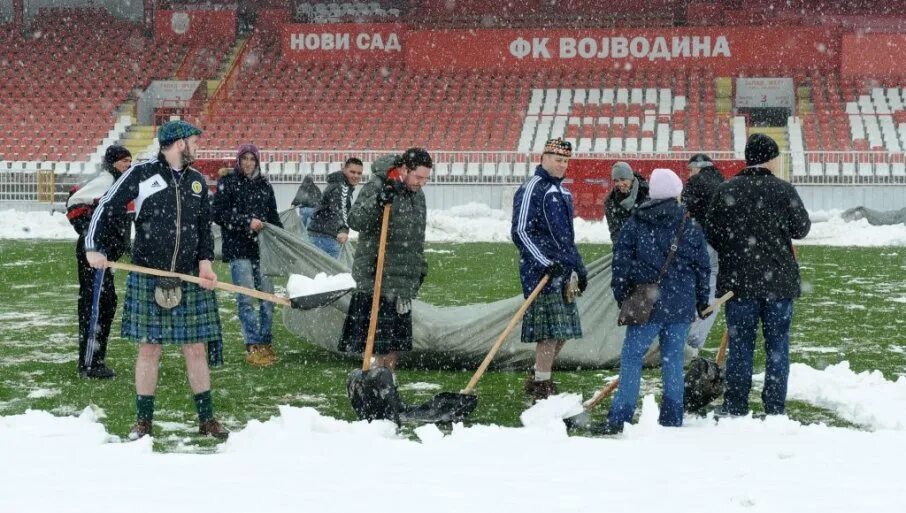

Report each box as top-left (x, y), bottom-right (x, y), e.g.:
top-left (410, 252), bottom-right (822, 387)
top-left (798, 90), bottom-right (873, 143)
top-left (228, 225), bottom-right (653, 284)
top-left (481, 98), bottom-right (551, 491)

top-left (543, 137), bottom-right (572, 157)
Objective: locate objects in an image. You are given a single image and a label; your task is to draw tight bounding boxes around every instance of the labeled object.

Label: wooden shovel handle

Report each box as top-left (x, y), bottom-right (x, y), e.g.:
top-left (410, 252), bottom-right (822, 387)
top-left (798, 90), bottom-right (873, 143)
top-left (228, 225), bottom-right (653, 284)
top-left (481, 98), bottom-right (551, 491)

top-left (583, 378), bottom-right (621, 411)
top-left (461, 274), bottom-right (550, 394)
top-left (701, 291), bottom-right (734, 316)
top-left (716, 329), bottom-right (730, 367)
top-left (107, 261), bottom-right (291, 306)
top-left (362, 203), bottom-right (392, 372)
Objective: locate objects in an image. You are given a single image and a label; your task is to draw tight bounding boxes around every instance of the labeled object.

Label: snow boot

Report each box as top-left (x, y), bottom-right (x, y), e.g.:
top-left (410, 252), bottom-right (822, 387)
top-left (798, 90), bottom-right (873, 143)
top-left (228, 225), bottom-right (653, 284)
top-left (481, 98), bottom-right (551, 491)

top-left (199, 419), bottom-right (230, 440)
top-left (127, 419), bottom-right (152, 440)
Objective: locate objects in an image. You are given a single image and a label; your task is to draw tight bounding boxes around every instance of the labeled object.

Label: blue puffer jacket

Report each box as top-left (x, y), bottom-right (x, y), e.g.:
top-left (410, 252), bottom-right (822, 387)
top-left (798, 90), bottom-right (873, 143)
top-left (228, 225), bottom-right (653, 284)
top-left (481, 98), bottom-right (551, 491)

top-left (511, 165), bottom-right (586, 296)
top-left (612, 198), bottom-right (710, 324)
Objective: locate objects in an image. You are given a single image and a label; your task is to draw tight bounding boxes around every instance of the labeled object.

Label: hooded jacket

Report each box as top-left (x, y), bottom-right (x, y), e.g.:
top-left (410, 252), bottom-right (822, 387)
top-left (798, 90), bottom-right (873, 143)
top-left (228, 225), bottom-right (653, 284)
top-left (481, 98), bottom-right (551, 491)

top-left (86, 154), bottom-right (213, 273)
top-left (211, 144), bottom-right (283, 261)
top-left (511, 165), bottom-right (587, 297)
top-left (705, 166), bottom-right (811, 299)
top-left (307, 170), bottom-right (354, 238)
top-left (612, 199), bottom-right (711, 324)
top-left (291, 175), bottom-right (322, 208)
top-left (604, 172), bottom-right (650, 241)
top-left (681, 166), bottom-right (724, 224)
top-left (348, 154), bottom-right (427, 300)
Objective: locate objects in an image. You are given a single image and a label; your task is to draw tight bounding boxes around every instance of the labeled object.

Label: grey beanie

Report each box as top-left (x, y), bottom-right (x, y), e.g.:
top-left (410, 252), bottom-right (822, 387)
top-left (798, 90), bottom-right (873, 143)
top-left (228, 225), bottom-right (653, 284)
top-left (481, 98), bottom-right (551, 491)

top-left (611, 161), bottom-right (634, 181)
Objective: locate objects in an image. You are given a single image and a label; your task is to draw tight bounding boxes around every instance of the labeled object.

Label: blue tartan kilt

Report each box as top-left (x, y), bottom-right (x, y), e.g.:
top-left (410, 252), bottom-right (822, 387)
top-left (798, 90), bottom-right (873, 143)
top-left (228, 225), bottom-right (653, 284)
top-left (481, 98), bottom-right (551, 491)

top-left (121, 272), bottom-right (222, 345)
top-left (520, 291), bottom-right (583, 343)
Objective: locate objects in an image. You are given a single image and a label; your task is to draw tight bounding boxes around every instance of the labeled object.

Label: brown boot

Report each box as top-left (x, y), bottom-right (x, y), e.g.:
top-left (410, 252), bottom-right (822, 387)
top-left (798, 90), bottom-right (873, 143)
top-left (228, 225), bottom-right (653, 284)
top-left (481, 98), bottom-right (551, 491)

top-left (199, 418), bottom-right (229, 440)
top-left (127, 419), bottom-right (152, 440)
top-left (530, 380), bottom-right (557, 403)
top-left (245, 344), bottom-right (276, 368)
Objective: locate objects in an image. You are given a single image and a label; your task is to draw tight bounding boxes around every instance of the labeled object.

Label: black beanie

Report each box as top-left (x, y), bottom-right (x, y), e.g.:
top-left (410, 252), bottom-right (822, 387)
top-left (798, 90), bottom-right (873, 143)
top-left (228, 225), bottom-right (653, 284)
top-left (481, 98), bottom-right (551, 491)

top-left (104, 145), bottom-right (132, 166)
top-left (745, 134), bottom-right (779, 166)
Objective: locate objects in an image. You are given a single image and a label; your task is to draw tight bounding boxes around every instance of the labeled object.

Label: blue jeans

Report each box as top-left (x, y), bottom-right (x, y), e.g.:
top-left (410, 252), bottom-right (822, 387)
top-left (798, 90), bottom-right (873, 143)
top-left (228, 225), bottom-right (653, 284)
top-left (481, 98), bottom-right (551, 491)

top-left (606, 322), bottom-right (690, 431)
top-left (309, 233), bottom-right (341, 259)
top-left (229, 259), bottom-right (274, 346)
top-left (297, 207), bottom-right (316, 236)
top-left (724, 298), bottom-right (794, 415)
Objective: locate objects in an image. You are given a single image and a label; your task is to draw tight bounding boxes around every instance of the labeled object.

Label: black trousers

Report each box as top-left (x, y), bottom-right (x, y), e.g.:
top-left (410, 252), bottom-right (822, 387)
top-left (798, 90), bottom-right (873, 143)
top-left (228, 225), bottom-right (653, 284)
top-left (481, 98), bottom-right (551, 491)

top-left (76, 234), bottom-right (117, 370)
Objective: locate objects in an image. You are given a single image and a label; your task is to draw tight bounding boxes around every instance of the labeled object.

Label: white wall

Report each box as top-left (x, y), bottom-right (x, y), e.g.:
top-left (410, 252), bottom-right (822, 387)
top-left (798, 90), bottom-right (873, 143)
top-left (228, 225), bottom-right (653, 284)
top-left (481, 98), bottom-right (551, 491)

top-left (795, 185), bottom-right (906, 213)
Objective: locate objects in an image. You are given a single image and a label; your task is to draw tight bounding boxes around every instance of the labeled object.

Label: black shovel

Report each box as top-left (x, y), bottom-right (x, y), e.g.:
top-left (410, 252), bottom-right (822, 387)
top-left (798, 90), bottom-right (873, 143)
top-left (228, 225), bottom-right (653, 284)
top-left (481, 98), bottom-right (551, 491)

top-left (346, 204), bottom-right (407, 424)
top-left (399, 275), bottom-right (551, 424)
top-left (564, 291), bottom-right (734, 429)
top-left (107, 261), bottom-right (352, 310)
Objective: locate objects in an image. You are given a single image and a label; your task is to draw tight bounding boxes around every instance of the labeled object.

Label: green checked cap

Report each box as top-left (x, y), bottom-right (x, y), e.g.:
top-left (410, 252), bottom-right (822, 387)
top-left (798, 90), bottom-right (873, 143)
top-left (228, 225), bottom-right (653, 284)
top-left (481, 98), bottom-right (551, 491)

top-left (158, 120), bottom-right (203, 146)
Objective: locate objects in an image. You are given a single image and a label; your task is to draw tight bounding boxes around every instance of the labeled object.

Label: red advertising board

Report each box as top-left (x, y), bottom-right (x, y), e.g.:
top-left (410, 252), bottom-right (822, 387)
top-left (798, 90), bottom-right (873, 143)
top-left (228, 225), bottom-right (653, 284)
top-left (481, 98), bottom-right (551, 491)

top-left (840, 34), bottom-right (906, 77)
top-left (155, 9), bottom-right (237, 44)
top-left (404, 27), bottom-right (840, 74)
top-left (566, 158), bottom-right (745, 220)
top-left (281, 23), bottom-right (405, 62)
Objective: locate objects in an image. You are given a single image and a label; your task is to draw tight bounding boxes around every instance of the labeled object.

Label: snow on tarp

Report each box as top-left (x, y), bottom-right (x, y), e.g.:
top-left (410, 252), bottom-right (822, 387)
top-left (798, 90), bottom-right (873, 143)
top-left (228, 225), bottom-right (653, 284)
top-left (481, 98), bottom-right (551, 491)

top-left (257, 221), bottom-right (677, 370)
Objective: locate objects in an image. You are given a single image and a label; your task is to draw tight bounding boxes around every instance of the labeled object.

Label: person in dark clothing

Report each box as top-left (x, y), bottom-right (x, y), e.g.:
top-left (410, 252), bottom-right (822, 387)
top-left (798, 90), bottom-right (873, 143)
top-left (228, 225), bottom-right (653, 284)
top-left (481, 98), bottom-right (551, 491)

top-left (212, 144), bottom-right (283, 367)
top-left (600, 168), bottom-right (710, 434)
top-left (604, 161), bottom-right (649, 242)
top-left (681, 153), bottom-right (725, 350)
top-left (291, 174), bottom-right (322, 235)
top-left (339, 149), bottom-right (432, 381)
top-left (67, 144), bottom-right (132, 379)
top-left (706, 134), bottom-right (811, 417)
top-left (307, 157), bottom-right (364, 258)
top-left (85, 120), bottom-right (229, 441)
top-left (511, 138), bottom-right (588, 402)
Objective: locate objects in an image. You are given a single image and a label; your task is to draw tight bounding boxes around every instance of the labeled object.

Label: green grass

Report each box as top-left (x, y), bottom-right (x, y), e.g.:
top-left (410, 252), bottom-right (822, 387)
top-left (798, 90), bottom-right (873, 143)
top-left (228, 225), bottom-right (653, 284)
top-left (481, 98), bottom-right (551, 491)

top-left (0, 240), bottom-right (903, 451)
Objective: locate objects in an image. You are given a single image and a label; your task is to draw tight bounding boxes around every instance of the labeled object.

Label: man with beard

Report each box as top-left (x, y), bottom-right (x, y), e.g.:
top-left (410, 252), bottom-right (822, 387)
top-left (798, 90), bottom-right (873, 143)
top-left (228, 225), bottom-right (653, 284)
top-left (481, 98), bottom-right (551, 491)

top-left (85, 120), bottom-right (228, 440)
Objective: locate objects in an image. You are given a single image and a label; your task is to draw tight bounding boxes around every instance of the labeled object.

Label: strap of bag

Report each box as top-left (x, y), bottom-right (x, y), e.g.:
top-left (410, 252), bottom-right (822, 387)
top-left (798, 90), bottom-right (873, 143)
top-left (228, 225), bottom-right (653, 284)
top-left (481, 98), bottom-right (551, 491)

top-left (655, 215), bottom-right (688, 285)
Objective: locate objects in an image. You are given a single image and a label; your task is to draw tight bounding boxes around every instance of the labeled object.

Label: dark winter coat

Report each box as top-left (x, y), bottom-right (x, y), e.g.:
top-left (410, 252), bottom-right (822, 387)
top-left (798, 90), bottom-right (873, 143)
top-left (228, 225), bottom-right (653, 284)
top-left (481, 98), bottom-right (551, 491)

top-left (705, 166), bottom-right (811, 299)
top-left (604, 173), bottom-right (650, 241)
top-left (86, 154), bottom-right (214, 274)
top-left (211, 168), bottom-right (282, 262)
top-left (681, 166), bottom-right (724, 224)
top-left (612, 199), bottom-right (711, 324)
top-left (348, 154), bottom-right (427, 300)
top-left (511, 165), bottom-right (587, 297)
top-left (307, 171), bottom-right (354, 238)
top-left (67, 163), bottom-right (130, 261)
top-left (291, 175), bottom-right (322, 208)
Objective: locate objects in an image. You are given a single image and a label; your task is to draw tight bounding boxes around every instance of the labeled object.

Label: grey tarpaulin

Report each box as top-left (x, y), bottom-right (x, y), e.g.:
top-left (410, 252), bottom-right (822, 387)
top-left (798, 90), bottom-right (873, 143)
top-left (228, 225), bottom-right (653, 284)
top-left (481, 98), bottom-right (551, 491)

top-left (841, 207), bottom-right (906, 226)
top-left (255, 209), bottom-right (693, 370)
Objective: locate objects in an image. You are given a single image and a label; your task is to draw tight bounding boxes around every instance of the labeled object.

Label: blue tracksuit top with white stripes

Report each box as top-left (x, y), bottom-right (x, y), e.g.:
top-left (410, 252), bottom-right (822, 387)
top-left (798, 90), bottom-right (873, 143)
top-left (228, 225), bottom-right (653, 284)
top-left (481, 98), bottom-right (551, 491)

top-left (85, 155), bottom-right (214, 274)
top-left (511, 165), bottom-right (587, 297)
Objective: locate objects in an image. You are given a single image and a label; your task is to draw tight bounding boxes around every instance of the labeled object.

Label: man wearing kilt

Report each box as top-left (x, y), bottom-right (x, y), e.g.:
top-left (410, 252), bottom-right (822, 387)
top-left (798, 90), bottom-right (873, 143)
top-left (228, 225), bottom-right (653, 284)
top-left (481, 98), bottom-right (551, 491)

top-left (338, 149), bottom-right (433, 382)
top-left (511, 138), bottom-right (588, 402)
top-left (85, 120), bottom-right (229, 440)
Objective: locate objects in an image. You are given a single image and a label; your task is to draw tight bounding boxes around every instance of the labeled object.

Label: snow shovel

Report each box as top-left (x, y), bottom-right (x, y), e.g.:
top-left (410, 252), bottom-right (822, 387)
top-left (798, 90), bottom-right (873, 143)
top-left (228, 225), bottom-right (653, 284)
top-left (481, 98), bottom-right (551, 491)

top-left (346, 204), bottom-right (406, 424)
top-left (399, 274), bottom-right (551, 424)
top-left (564, 291), bottom-right (735, 429)
top-left (105, 261), bottom-right (350, 310)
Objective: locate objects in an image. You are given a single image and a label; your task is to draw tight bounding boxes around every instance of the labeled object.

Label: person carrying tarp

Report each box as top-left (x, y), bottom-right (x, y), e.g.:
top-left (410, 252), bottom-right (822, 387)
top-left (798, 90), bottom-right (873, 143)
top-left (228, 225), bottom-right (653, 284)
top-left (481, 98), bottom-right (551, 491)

top-left (511, 137), bottom-right (588, 402)
top-left (337, 148), bottom-right (433, 384)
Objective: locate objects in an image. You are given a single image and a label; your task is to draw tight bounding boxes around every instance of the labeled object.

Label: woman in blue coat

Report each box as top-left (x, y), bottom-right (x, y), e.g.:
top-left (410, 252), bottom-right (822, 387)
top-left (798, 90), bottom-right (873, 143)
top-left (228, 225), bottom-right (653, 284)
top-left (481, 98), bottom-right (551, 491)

top-left (600, 168), bottom-right (711, 434)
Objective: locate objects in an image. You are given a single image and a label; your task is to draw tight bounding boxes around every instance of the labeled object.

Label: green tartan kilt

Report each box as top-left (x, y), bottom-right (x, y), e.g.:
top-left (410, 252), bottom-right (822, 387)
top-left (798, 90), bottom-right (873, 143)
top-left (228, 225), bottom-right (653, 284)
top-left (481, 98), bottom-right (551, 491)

top-left (520, 291), bottom-right (583, 343)
top-left (121, 272), bottom-right (222, 345)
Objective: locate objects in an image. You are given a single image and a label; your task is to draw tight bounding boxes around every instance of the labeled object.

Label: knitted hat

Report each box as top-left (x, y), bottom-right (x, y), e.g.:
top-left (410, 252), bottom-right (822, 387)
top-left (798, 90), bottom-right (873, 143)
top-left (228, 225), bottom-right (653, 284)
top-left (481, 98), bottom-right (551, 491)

top-left (611, 161), bottom-right (633, 181)
top-left (236, 143), bottom-right (260, 165)
top-left (543, 137), bottom-right (572, 157)
top-left (649, 168), bottom-right (683, 199)
top-left (745, 133), bottom-right (780, 166)
top-left (158, 120), bottom-right (203, 146)
top-left (104, 145), bottom-right (132, 165)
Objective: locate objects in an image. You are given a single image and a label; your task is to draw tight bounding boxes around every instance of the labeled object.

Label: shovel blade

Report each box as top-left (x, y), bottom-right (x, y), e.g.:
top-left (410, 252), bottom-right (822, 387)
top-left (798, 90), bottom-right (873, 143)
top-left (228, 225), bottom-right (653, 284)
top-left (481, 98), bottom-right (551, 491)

top-left (399, 392), bottom-right (479, 424)
top-left (290, 289), bottom-right (353, 310)
top-left (347, 367), bottom-right (404, 424)
top-left (563, 410), bottom-right (592, 430)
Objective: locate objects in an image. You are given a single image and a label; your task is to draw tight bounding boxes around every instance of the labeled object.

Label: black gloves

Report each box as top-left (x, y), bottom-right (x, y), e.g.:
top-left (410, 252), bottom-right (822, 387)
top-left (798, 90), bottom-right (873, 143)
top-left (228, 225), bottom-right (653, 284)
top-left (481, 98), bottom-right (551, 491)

top-left (577, 272), bottom-right (588, 293)
top-left (545, 261), bottom-right (565, 278)
top-left (697, 302), bottom-right (712, 320)
top-left (378, 180), bottom-right (401, 205)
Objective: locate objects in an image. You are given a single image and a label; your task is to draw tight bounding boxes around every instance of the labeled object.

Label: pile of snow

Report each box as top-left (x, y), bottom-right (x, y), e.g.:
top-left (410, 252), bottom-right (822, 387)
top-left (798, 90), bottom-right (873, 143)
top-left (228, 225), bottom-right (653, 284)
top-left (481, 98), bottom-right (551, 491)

top-left (2, 206), bottom-right (904, 247)
top-left (286, 272), bottom-right (356, 298)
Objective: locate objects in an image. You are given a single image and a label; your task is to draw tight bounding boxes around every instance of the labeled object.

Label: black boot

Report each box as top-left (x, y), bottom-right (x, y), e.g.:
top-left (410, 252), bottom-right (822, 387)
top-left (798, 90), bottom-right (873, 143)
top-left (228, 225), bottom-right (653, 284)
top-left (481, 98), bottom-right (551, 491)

top-left (79, 364), bottom-right (115, 380)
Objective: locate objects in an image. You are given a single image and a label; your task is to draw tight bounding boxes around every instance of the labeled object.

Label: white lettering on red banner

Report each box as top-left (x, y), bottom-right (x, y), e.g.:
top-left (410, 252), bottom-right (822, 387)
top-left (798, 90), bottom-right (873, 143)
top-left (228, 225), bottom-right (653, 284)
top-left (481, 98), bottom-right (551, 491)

top-left (509, 35), bottom-right (731, 61)
top-left (289, 31), bottom-right (401, 53)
